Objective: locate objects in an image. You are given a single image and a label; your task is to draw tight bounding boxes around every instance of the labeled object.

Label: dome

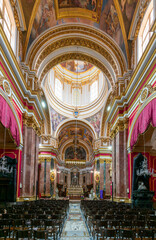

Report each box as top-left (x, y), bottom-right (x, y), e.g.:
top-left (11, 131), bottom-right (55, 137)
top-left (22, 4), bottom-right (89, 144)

top-left (43, 60), bottom-right (108, 118)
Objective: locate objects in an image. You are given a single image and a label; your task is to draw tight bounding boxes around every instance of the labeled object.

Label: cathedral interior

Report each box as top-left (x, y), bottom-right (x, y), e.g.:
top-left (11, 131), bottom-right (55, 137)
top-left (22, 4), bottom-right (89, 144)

top-left (0, 0), bottom-right (156, 239)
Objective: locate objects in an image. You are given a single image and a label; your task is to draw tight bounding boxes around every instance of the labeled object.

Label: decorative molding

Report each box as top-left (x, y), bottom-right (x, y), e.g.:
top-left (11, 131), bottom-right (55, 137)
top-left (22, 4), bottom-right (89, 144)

top-left (39, 157), bottom-right (52, 162)
top-left (26, 25), bottom-right (126, 75)
top-left (134, 0), bottom-right (151, 40)
top-left (140, 84), bottom-right (156, 104)
top-left (35, 37), bottom-right (118, 77)
top-left (23, 112), bottom-right (42, 136)
top-left (54, 0), bottom-right (102, 23)
top-left (39, 52), bottom-right (114, 87)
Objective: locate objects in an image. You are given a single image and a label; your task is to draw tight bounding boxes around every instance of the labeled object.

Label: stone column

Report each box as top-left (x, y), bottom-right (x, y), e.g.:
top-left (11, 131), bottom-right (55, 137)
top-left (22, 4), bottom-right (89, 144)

top-left (67, 171), bottom-right (70, 188)
top-left (100, 160), bottom-right (104, 190)
top-left (105, 161), bottom-right (111, 196)
top-left (39, 161), bottom-right (44, 196)
top-left (54, 160), bottom-right (57, 194)
top-left (123, 119), bottom-right (129, 198)
top-left (21, 125), bottom-right (38, 198)
top-left (46, 160), bottom-right (51, 196)
top-left (112, 132), bottom-right (116, 197)
top-left (116, 129), bottom-right (125, 198)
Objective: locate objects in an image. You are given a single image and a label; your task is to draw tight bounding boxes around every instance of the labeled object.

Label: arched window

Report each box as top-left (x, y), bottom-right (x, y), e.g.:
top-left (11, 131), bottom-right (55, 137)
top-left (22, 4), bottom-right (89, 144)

top-left (138, 1), bottom-right (154, 61)
top-left (72, 88), bottom-right (80, 106)
top-left (90, 81), bottom-right (98, 102)
top-left (0, 0), bottom-right (16, 53)
top-left (55, 78), bottom-right (62, 101)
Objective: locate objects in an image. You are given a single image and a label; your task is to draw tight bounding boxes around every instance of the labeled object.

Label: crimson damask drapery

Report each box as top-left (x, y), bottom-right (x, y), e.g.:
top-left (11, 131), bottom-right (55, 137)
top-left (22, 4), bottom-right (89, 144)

top-left (0, 95), bottom-right (20, 146)
top-left (130, 98), bottom-right (156, 149)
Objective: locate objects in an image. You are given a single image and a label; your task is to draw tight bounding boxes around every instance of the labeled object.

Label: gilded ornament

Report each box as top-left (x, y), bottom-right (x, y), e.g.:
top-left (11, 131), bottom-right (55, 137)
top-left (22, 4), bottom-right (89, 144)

top-left (27, 26), bottom-right (126, 75)
top-left (3, 80), bottom-right (12, 97)
top-left (39, 53), bottom-right (114, 87)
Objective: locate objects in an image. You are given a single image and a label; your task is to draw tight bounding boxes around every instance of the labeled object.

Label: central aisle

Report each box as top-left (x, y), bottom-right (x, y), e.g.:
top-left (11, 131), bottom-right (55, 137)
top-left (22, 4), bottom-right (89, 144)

top-left (60, 202), bottom-right (91, 240)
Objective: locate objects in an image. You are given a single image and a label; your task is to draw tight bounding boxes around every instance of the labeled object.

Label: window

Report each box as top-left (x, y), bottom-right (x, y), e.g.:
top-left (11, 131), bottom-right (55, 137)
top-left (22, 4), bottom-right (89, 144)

top-left (142, 9), bottom-right (153, 52)
top-left (1, 0), bottom-right (16, 52)
top-left (72, 88), bottom-right (80, 106)
top-left (0, 0), bottom-right (3, 11)
top-left (90, 81), bottom-right (98, 102)
top-left (138, 1), bottom-right (154, 61)
top-left (55, 78), bottom-right (62, 101)
top-left (4, 7), bottom-right (11, 42)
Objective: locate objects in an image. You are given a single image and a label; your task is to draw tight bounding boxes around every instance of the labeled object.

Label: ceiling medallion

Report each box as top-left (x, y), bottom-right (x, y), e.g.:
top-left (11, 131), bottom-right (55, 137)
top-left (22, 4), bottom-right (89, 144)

top-left (73, 107), bottom-right (79, 118)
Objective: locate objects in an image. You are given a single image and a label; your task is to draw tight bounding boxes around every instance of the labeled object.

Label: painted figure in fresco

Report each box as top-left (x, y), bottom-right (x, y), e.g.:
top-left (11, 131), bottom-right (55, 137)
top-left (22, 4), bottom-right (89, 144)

top-left (50, 108), bottom-right (66, 132)
top-left (85, 0), bottom-right (96, 11)
top-left (65, 146), bottom-right (86, 160)
top-left (120, 0), bottom-right (137, 34)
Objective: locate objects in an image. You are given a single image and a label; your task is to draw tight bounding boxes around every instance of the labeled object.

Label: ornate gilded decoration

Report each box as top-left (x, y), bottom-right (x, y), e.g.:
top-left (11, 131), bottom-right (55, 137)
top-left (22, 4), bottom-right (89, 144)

top-left (23, 112), bottom-right (41, 136)
top-left (10, 0), bottom-right (21, 30)
top-left (134, 0), bottom-right (151, 40)
top-left (50, 171), bottom-right (55, 182)
top-left (3, 80), bottom-right (12, 97)
top-left (26, 26), bottom-right (126, 75)
top-left (39, 53), bottom-right (114, 87)
top-left (54, 0), bottom-right (102, 23)
top-left (73, 107), bottom-right (79, 118)
top-left (140, 85), bottom-right (155, 104)
top-left (34, 37), bottom-right (118, 77)
top-left (95, 172), bottom-right (100, 183)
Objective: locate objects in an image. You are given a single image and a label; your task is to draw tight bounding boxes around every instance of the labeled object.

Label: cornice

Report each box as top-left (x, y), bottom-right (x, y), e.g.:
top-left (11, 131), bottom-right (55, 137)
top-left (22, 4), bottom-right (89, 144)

top-left (26, 24), bottom-right (127, 74)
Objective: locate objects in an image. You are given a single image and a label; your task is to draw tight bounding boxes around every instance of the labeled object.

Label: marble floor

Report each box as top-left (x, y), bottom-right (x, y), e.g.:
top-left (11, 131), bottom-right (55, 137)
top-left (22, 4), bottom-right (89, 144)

top-left (60, 202), bottom-right (92, 240)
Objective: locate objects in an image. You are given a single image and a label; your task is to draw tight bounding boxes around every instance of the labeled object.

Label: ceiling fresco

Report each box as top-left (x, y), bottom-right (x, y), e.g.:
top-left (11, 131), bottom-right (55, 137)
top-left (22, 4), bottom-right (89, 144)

top-left (86, 108), bottom-right (103, 138)
top-left (58, 125), bottom-right (94, 149)
top-left (25, 0), bottom-right (134, 61)
top-left (65, 146), bottom-right (86, 160)
top-left (60, 60), bottom-right (93, 73)
top-left (50, 106), bottom-right (67, 132)
top-left (118, 0), bottom-right (137, 35)
top-left (58, 0), bottom-right (97, 11)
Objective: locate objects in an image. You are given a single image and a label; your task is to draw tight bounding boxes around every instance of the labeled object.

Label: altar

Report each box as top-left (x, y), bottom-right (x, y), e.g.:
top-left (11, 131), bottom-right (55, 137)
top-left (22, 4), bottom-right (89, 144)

top-left (67, 185), bottom-right (83, 198)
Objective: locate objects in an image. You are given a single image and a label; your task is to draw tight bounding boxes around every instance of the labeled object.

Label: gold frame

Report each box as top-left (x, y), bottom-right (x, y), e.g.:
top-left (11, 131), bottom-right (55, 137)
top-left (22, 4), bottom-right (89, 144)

top-left (54, 0), bottom-right (102, 23)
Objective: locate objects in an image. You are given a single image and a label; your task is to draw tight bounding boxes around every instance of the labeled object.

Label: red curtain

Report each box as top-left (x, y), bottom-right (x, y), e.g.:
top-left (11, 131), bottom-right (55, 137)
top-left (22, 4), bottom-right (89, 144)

top-left (0, 95), bottom-right (20, 146)
top-left (130, 98), bottom-right (156, 149)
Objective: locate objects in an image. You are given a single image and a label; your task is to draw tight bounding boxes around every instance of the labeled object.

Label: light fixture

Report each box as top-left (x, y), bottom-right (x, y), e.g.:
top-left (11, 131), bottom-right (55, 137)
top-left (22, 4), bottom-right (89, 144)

top-left (42, 101), bottom-right (46, 108)
top-left (107, 106), bottom-right (110, 111)
top-left (108, 146), bottom-right (112, 150)
top-left (39, 143), bottom-right (42, 147)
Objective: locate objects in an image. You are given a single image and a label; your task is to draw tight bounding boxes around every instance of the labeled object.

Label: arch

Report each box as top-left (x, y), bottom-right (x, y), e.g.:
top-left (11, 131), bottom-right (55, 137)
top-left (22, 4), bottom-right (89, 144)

top-left (55, 118), bottom-right (97, 140)
top-left (38, 51), bottom-right (115, 87)
top-left (26, 24), bottom-right (127, 76)
top-left (127, 93), bottom-right (156, 151)
top-left (60, 139), bottom-right (91, 162)
top-left (0, 89), bottom-right (23, 147)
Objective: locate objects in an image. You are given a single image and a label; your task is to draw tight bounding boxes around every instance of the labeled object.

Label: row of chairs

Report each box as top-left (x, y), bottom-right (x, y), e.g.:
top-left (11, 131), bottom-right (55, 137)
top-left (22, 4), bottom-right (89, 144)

top-left (0, 200), bottom-right (69, 239)
top-left (81, 200), bottom-right (156, 239)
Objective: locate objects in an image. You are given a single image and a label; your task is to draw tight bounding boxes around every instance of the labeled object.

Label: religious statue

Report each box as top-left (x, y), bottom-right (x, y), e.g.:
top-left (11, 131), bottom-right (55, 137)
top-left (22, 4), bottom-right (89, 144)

top-left (55, 187), bottom-right (59, 199)
top-left (89, 188), bottom-right (94, 200)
